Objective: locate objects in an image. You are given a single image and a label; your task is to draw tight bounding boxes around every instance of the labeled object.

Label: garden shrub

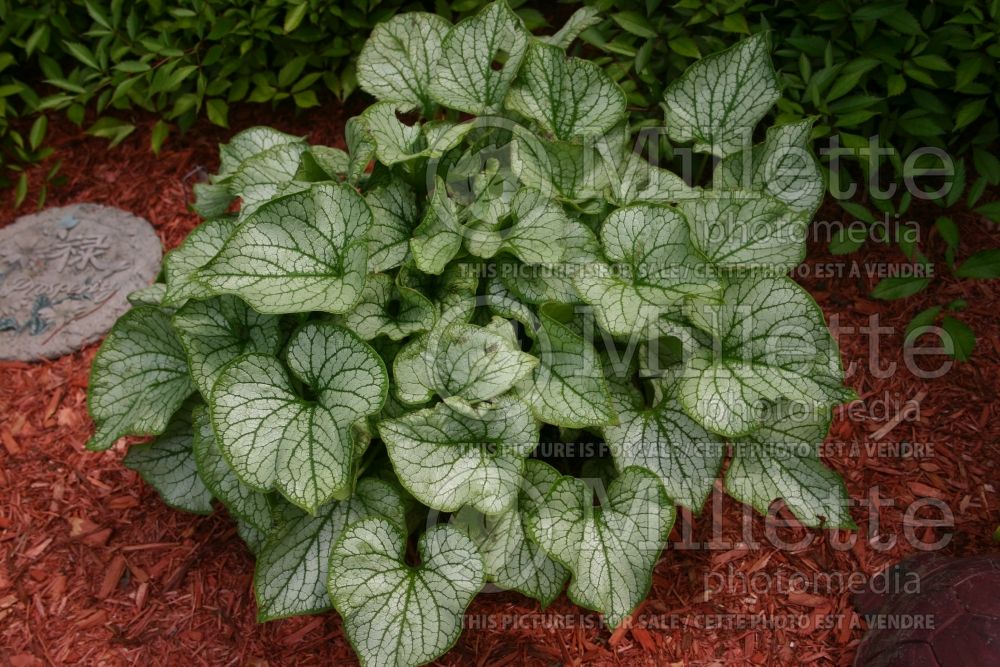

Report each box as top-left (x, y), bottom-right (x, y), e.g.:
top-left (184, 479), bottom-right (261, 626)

top-left (88, 3), bottom-right (856, 665)
top-left (0, 0), bottom-right (526, 203)
top-left (580, 0), bottom-right (999, 183)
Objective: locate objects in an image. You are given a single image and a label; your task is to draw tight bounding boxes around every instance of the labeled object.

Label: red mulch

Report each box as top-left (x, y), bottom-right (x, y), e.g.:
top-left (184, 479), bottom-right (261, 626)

top-left (1, 107), bottom-right (998, 667)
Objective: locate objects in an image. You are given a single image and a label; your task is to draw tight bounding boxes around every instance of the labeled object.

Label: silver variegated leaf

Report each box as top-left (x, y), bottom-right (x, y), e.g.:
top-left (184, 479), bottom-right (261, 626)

top-left (123, 400), bottom-right (213, 514)
top-left (409, 178), bottom-right (463, 276)
top-left (163, 216), bottom-right (239, 307)
top-left (512, 135), bottom-right (610, 203)
top-left (173, 295), bottom-right (283, 399)
top-left (516, 306), bottom-right (616, 428)
top-left (716, 119), bottom-right (824, 215)
top-left (603, 383), bottom-right (725, 511)
top-left (573, 204), bottom-right (722, 337)
top-left (357, 13), bottom-right (451, 112)
top-left (366, 176), bottom-right (419, 273)
top-left (301, 145), bottom-right (351, 180)
top-left (191, 405), bottom-right (275, 533)
top-left (329, 518), bottom-right (485, 667)
top-left (254, 478), bottom-right (406, 620)
top-left (464, 188), bottom-right (578, 264)
top-left (662, 33), bottom-right (780, 157)
top-left (218, 126), bottom-right (305, 178)
top-left (453, 459), bottom-right (569, 605)
top-left (346, 116), bottom-right (377, 184)
top-left (87, 306), bottom-right (195, 451)
top-left (229, 142), bottom-right (309, 217)
top-left (210, 322), bottom-right (387, 511)
top-left (360, 102), bottom-right (425, 165)
top-left (236, 517), bottom-right (268, 555)
top-left (393, 316), bottom-right (537, 406)
top-left (605, 150), bottom-right (695, 206)
top-left (198, 183), bottom-right (371, 314)
top-left (380, 396), bottom-right (539, 514)
top-left (680, 190), bottom-right (809, 273)
top-left (429, 0), bottom-right (529, 114)
top-left (341, 273), bottom-right (436, 341)
top-left (127, 283), bottom-right (166, 307)
top-left (524, 466), bottom-right (674, 629)
top-left (727, 404), bottom-right (855, 528)
top-left (506, 41), bottom-right (626, 141)
top-left (679, 275), bottom-right (855, 437)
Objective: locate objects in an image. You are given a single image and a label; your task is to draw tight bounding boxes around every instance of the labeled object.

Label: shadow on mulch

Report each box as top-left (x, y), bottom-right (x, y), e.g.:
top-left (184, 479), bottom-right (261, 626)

top-left (0, 106), bottom-right (998, 666)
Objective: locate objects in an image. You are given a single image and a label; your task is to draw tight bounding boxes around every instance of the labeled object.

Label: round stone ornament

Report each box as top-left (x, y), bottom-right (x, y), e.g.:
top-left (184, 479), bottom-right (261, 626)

top-left (0, 204), bottom-right (162, 361)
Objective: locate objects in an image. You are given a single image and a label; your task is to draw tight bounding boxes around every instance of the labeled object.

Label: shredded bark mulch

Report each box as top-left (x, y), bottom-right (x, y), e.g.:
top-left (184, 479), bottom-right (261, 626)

top-left (1, 108), bottom-right (997, 666)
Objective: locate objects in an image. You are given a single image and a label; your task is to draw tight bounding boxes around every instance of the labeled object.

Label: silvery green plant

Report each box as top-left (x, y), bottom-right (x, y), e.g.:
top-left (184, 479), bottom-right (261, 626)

top-left (87, 3), bottom-right (856, 665)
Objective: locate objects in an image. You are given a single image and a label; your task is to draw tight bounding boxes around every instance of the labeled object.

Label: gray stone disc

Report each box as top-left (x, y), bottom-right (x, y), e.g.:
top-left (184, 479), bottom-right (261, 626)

top-left (0, 204), bottom-right (162, 361)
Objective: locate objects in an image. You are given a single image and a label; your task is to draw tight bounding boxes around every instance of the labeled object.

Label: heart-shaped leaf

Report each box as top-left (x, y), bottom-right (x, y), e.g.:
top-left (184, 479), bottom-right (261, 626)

top-left (380, 396), bottom-right (539, 514)
top-left (210, 321), bottom-right (387, 511)
top-left (525, 466), bottom-right (674, 628)
top-left (506, 41), bottom-right (626, 141)
top-left (88, 306), bottom-right (195, 451)
top-left (454, 459), bottom-right (569, 605)
top-left (357, 12), bottom-right (451, 112)
top-left (679, 275), bottom-right (855, 437)
top-left (198, 183), bottom-right (371, 314)
top-left (573, 204), bottom-right (722, 337)
top-left (429, 0), bottom-right (529, 114)
top-left (328, 518), bottom-right (485, 667)
top-left (255, 478), bottom-right (406, 620)
top-left (516, 306), bottom-right (616, 428)
top-left (662, 32), bottom-right (779, 156)
top-left (196, 127), bottom-right (308, 217)
top-left (173, 295), bottom-right (283, 399)
top-left (603, 384), bottom-right (725, 511)
top-left (680, 190), bottom-right (809, 272)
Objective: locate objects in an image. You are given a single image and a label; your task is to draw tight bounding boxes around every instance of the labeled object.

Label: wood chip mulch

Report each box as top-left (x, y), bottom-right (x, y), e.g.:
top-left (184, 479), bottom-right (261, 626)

top-left (1, 108), bottom-right (998, 666)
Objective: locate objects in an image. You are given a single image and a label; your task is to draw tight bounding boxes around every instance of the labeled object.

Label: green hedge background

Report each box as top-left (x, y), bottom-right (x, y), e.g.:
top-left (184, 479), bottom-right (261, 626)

top-left (2, 0), bottom-right (998, 203)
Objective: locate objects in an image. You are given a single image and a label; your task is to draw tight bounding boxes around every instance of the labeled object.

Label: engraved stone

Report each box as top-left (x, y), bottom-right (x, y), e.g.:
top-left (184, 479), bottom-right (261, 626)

top-left (0, 204), bottom-right (162, 360)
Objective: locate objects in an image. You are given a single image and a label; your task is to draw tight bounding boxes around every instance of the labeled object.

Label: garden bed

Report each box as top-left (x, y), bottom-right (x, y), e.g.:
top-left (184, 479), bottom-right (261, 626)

top-left (1, 108), bottom-right (998, 667)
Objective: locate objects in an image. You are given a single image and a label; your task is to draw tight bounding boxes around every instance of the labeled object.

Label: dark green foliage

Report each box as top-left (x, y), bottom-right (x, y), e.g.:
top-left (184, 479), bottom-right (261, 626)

top-left (576, 0), bottom-right (999, 360)
top-left (1, 0), bottom-right (547, 204)
top-left (579, 0), bottom-right (999, 176)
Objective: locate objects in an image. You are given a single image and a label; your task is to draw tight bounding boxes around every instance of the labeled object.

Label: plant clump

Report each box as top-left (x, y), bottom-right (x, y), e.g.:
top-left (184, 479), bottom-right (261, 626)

top-left (87, 3), bottom-right (856, 665)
